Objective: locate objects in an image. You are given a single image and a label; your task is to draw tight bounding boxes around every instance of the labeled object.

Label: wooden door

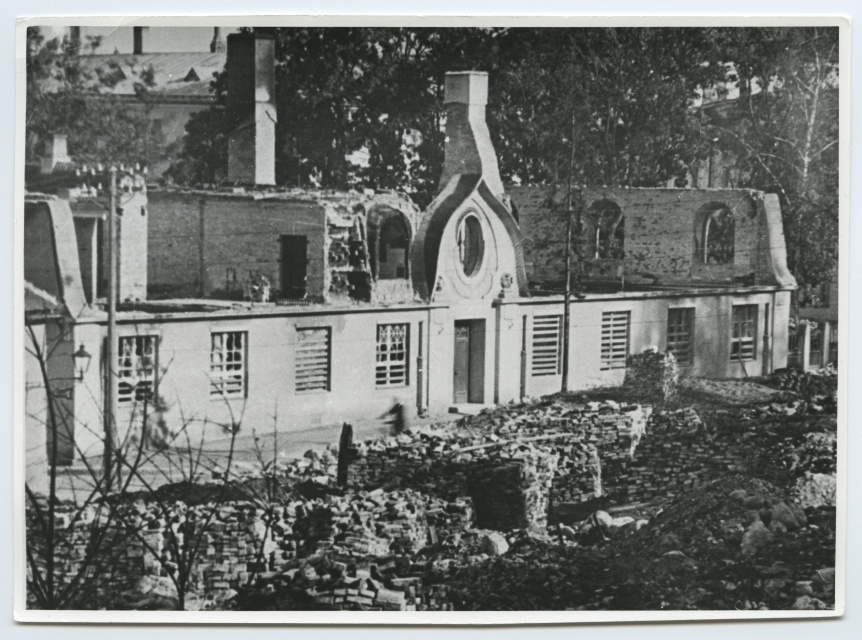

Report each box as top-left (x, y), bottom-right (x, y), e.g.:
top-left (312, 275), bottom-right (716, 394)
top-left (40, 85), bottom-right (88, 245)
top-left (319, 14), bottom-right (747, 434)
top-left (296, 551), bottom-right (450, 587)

top-left (280, 235), bottom-right (307, 299)
top-left (453, 322), bottom-right (471, 404)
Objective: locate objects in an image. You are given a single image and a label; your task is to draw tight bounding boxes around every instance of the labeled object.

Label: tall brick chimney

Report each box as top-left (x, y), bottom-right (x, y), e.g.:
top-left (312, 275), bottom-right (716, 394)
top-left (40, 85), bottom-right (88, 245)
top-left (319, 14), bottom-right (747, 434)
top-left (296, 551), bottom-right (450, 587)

top-left (226, 32), bottom-right (277, 186)
top-left (133, 27), bottom-right (145, 55)
top-left (439, 71), bottom-right (505, 199)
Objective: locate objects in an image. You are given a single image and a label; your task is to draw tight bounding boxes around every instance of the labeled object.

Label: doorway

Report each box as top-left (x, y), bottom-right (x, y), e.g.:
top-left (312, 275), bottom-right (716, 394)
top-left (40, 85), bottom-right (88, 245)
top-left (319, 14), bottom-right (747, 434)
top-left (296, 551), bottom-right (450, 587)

top-left (453, 319), bottom-right (486, 404)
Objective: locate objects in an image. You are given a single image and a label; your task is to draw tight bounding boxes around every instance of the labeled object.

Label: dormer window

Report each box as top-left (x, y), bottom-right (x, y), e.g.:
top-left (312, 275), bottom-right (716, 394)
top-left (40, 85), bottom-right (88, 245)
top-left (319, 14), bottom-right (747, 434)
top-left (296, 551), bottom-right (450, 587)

top-left (457, 213), bottom-right (484, 277)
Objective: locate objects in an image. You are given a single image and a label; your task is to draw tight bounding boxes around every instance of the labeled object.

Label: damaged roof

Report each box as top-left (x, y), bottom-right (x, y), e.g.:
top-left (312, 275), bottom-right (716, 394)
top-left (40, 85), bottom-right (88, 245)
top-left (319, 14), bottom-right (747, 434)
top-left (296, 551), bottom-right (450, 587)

top-left (42, 51), bottom-right (226, 103)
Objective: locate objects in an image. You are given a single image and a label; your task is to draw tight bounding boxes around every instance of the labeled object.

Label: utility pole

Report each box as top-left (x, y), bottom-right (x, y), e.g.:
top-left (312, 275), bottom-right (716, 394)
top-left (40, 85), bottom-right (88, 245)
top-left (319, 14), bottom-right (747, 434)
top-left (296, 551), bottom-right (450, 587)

top-left (104, 167), bottom-right (119, 491)
top-left (561, 110), bottom-right (577, 394)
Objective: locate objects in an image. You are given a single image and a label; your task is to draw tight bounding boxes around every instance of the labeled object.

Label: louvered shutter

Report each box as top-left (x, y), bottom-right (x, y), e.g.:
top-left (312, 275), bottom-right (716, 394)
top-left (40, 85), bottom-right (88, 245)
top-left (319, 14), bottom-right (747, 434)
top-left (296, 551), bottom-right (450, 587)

top-left (531, 315), bottom-right (562, 376)
top-left (600, 311), bottom-right (630, 370)
top-left (296, 328), bottom-right (330, 392)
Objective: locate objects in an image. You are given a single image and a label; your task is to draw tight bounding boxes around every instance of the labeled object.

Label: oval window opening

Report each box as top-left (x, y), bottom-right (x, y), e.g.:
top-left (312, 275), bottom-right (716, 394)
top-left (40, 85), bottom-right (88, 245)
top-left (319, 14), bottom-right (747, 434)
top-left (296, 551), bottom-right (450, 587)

top-left (457, 215), bottom-right (484, 277)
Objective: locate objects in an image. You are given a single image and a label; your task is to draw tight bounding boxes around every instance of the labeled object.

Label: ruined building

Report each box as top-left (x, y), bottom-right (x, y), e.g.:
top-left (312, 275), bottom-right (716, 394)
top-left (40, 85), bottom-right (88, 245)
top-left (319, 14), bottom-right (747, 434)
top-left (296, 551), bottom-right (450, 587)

top-left (24, 31), bottom-right (797, 479)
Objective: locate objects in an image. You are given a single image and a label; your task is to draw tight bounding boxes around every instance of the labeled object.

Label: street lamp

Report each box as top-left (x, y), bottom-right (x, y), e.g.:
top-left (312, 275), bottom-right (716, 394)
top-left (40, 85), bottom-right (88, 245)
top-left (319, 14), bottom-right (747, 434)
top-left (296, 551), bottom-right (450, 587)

top-left (73, 344), bottom-right (92, 381)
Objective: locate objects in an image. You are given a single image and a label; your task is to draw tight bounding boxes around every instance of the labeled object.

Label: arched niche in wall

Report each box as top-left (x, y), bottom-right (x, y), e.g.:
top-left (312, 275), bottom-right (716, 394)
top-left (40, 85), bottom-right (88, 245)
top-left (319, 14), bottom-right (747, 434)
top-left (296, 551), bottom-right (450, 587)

top-left (368, 207), bottom-right (412, 281)
top-left (590, 199), bottom-right (625, 260)
top-left (694, 203), bottom-right (735, 265)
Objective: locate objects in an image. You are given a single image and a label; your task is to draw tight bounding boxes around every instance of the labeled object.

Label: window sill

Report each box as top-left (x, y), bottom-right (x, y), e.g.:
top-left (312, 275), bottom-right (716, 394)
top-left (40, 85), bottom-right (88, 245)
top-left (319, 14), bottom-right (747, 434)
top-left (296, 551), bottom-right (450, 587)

top-left (209, 394), bottom-right (247, 402)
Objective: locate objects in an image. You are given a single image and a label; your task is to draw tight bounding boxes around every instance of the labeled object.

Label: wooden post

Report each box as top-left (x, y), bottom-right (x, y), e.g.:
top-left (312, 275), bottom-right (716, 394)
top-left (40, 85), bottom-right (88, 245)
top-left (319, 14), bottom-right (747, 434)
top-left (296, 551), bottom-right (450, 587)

top-left (336, 423), bottom-right (354, 487)
top-left (104, 167), bottom-right (119, 490)
top-left (561, 110), bottom-right (577, 394)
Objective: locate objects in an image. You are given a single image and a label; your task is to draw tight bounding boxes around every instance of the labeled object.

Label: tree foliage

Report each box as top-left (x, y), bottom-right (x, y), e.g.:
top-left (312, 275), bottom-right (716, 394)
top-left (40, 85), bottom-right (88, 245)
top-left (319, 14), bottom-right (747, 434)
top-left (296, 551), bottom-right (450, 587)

top-left (25, 27), bottom-right (157, 166)
top-left (168, 27), bottom-right (839, 287)
top-left (701, 27), bottom-right (840, 290)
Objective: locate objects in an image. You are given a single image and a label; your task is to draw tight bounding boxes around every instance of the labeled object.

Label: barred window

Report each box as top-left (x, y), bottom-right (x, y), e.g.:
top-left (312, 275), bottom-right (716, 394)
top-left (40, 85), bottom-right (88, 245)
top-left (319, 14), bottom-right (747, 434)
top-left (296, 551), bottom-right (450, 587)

top-left (210, 332), bottom-right (247, 398)
top-left (788, 323), bottom-right (800, 354)
top-left (667, 308), bottom-right (695, 365)
top-left (376, 324), bottom-right (409, 387)
top-left (531, 315), bottom-right (562, 376)
top-left (296, 328), bottom-right (330, 392)
top-left (118, 336), bottom-right (157, 404)
top-left (731, 305), bottom-right (758, 361)
top-left (809, 323), bottom-right (823, 367)
top-left (600, 311), bottom-right (630, 370)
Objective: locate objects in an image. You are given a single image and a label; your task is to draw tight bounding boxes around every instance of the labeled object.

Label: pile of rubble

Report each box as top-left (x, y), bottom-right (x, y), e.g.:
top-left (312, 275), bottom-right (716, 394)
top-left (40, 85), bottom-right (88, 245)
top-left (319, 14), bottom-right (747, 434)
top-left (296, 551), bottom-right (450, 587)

top-left (758, 366), bottom-right (838, 398)
top-left (624, 348), bottom-right (679, 404)
top-left (441, 476), bottom-right (836, 611)
top-left (345, 399), bottom-right (651, 524)
top-left (29, 385), bottom-right (838, 612)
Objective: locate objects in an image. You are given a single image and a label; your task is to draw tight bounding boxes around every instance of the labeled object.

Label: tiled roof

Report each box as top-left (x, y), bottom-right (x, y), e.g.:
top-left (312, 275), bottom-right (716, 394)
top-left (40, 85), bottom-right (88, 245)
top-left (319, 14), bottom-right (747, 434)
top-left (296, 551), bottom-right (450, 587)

top-left (44, 51), bottom-right (226, 103)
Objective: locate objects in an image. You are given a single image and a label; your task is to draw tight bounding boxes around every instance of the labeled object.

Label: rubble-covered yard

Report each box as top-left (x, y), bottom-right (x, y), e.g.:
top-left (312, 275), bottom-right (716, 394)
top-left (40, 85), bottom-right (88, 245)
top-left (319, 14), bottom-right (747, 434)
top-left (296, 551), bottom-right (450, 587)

top-left (27, 367), bottom-right (838, 612)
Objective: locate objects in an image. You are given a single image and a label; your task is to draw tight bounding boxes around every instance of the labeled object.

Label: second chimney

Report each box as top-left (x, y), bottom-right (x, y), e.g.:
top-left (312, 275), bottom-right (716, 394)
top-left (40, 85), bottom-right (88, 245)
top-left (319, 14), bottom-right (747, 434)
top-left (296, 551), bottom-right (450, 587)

top-left (439, 71), bottom-right (505, 199)
top-left (226, 32), bottom-right (277, 186)
top-left (133, 27), bottom-right (145, 55)
top-left (210, 27), bottom-right (226, 53)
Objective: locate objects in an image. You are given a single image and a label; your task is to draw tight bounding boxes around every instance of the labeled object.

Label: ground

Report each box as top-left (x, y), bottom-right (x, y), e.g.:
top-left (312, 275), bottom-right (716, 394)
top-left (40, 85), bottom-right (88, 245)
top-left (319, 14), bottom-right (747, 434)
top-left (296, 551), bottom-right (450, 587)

top-left (28, 368), bottom-right (838, 612)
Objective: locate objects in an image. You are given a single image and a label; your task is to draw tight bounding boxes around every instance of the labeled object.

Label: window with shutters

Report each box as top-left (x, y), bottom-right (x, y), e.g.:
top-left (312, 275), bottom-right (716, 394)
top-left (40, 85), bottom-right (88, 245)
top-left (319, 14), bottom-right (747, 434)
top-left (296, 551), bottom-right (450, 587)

top-left (730, 305), bottom-right (758, 361)
top-left (667, 308), bottom-right (695, 365)
top-left (118, 335), bottom-right (157, 404)
top-left (295, 328), bottom-right (330, 392)
top-left (600, 311), bottom-right (630, 370)
top-left (531, 315), bottom-right (562, 376)
top-left (376, 324), bottom-right (409, 387)
top-left (210, 331), bottom-right (247, 398)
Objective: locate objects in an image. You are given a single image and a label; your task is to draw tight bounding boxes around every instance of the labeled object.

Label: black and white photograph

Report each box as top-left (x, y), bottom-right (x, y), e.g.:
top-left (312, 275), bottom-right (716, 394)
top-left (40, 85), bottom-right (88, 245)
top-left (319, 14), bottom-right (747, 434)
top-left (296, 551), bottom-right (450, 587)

top-left (14, 16), bottom-right (847, 623)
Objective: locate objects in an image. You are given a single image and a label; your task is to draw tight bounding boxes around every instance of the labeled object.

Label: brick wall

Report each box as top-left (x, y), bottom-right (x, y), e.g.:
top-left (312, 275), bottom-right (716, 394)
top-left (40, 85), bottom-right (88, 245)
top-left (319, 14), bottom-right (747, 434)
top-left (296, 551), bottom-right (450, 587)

top-left (509, 186), bottom-right (769, 287)
top-left (147, 190), bottom-right (422, 303)
top-left (148, 191), bottom-right (327, 299)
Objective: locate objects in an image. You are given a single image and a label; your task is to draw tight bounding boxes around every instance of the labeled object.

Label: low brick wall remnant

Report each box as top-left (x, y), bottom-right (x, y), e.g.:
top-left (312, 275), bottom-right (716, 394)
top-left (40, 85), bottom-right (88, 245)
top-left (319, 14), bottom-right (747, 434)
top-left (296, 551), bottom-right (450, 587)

top-left (624, 348), bottom-right (680, 404)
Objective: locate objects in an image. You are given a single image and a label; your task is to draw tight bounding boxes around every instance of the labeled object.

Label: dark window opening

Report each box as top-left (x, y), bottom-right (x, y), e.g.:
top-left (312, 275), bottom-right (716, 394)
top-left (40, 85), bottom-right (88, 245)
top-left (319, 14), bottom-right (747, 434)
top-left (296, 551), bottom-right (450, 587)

top-left (280, 235), bottom-right (308, 299)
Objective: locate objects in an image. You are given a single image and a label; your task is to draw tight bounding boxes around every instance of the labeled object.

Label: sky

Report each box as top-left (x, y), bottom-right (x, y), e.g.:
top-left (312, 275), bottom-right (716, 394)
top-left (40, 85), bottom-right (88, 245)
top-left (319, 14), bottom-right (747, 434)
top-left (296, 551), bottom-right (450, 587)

top-left (42, 26), bottom-right (240, 54)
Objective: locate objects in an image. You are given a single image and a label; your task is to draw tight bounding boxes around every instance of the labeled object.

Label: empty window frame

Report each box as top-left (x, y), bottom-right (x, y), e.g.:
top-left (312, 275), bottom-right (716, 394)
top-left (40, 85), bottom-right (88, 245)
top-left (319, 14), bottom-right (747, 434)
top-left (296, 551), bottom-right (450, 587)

top-left (295, 327), bottom-right (331, 392)
top-left (601, 311), bottom-right (630, 370)
top-left (667, 308), bottom-right (695, 365)
top-left (730, 304), bottom-right (758, 362)
top-left (377, 217), bottom-right (410, 280)
top-left (702, 207), bottom-right (735, 264)
top-left (376, 323), bottom-right (409, 388)
top-left (118, 335), bottom-right (157, 404)
top-left (210, 331), bottom-right (247, 398)
top-left (809, 323), bottom-right (823, 367)
top-left (828, 321), bottom-right (838, 365)
top-left (591, 200), bottom-right (625, 260)
top-left (531, 315), bottom-right (563, 376)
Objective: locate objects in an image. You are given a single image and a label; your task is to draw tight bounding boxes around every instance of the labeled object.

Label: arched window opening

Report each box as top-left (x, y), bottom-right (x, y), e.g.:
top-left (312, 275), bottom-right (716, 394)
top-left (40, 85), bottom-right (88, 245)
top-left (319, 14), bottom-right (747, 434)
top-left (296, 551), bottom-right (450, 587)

top-left (702, 207), bottom-right (735, 264)
top-left (457, 214), bottom-right (485, 277)
top-left (377, 216), bottom-right (410, 280)
top-left (591, 200), bottom-right (625, 260)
